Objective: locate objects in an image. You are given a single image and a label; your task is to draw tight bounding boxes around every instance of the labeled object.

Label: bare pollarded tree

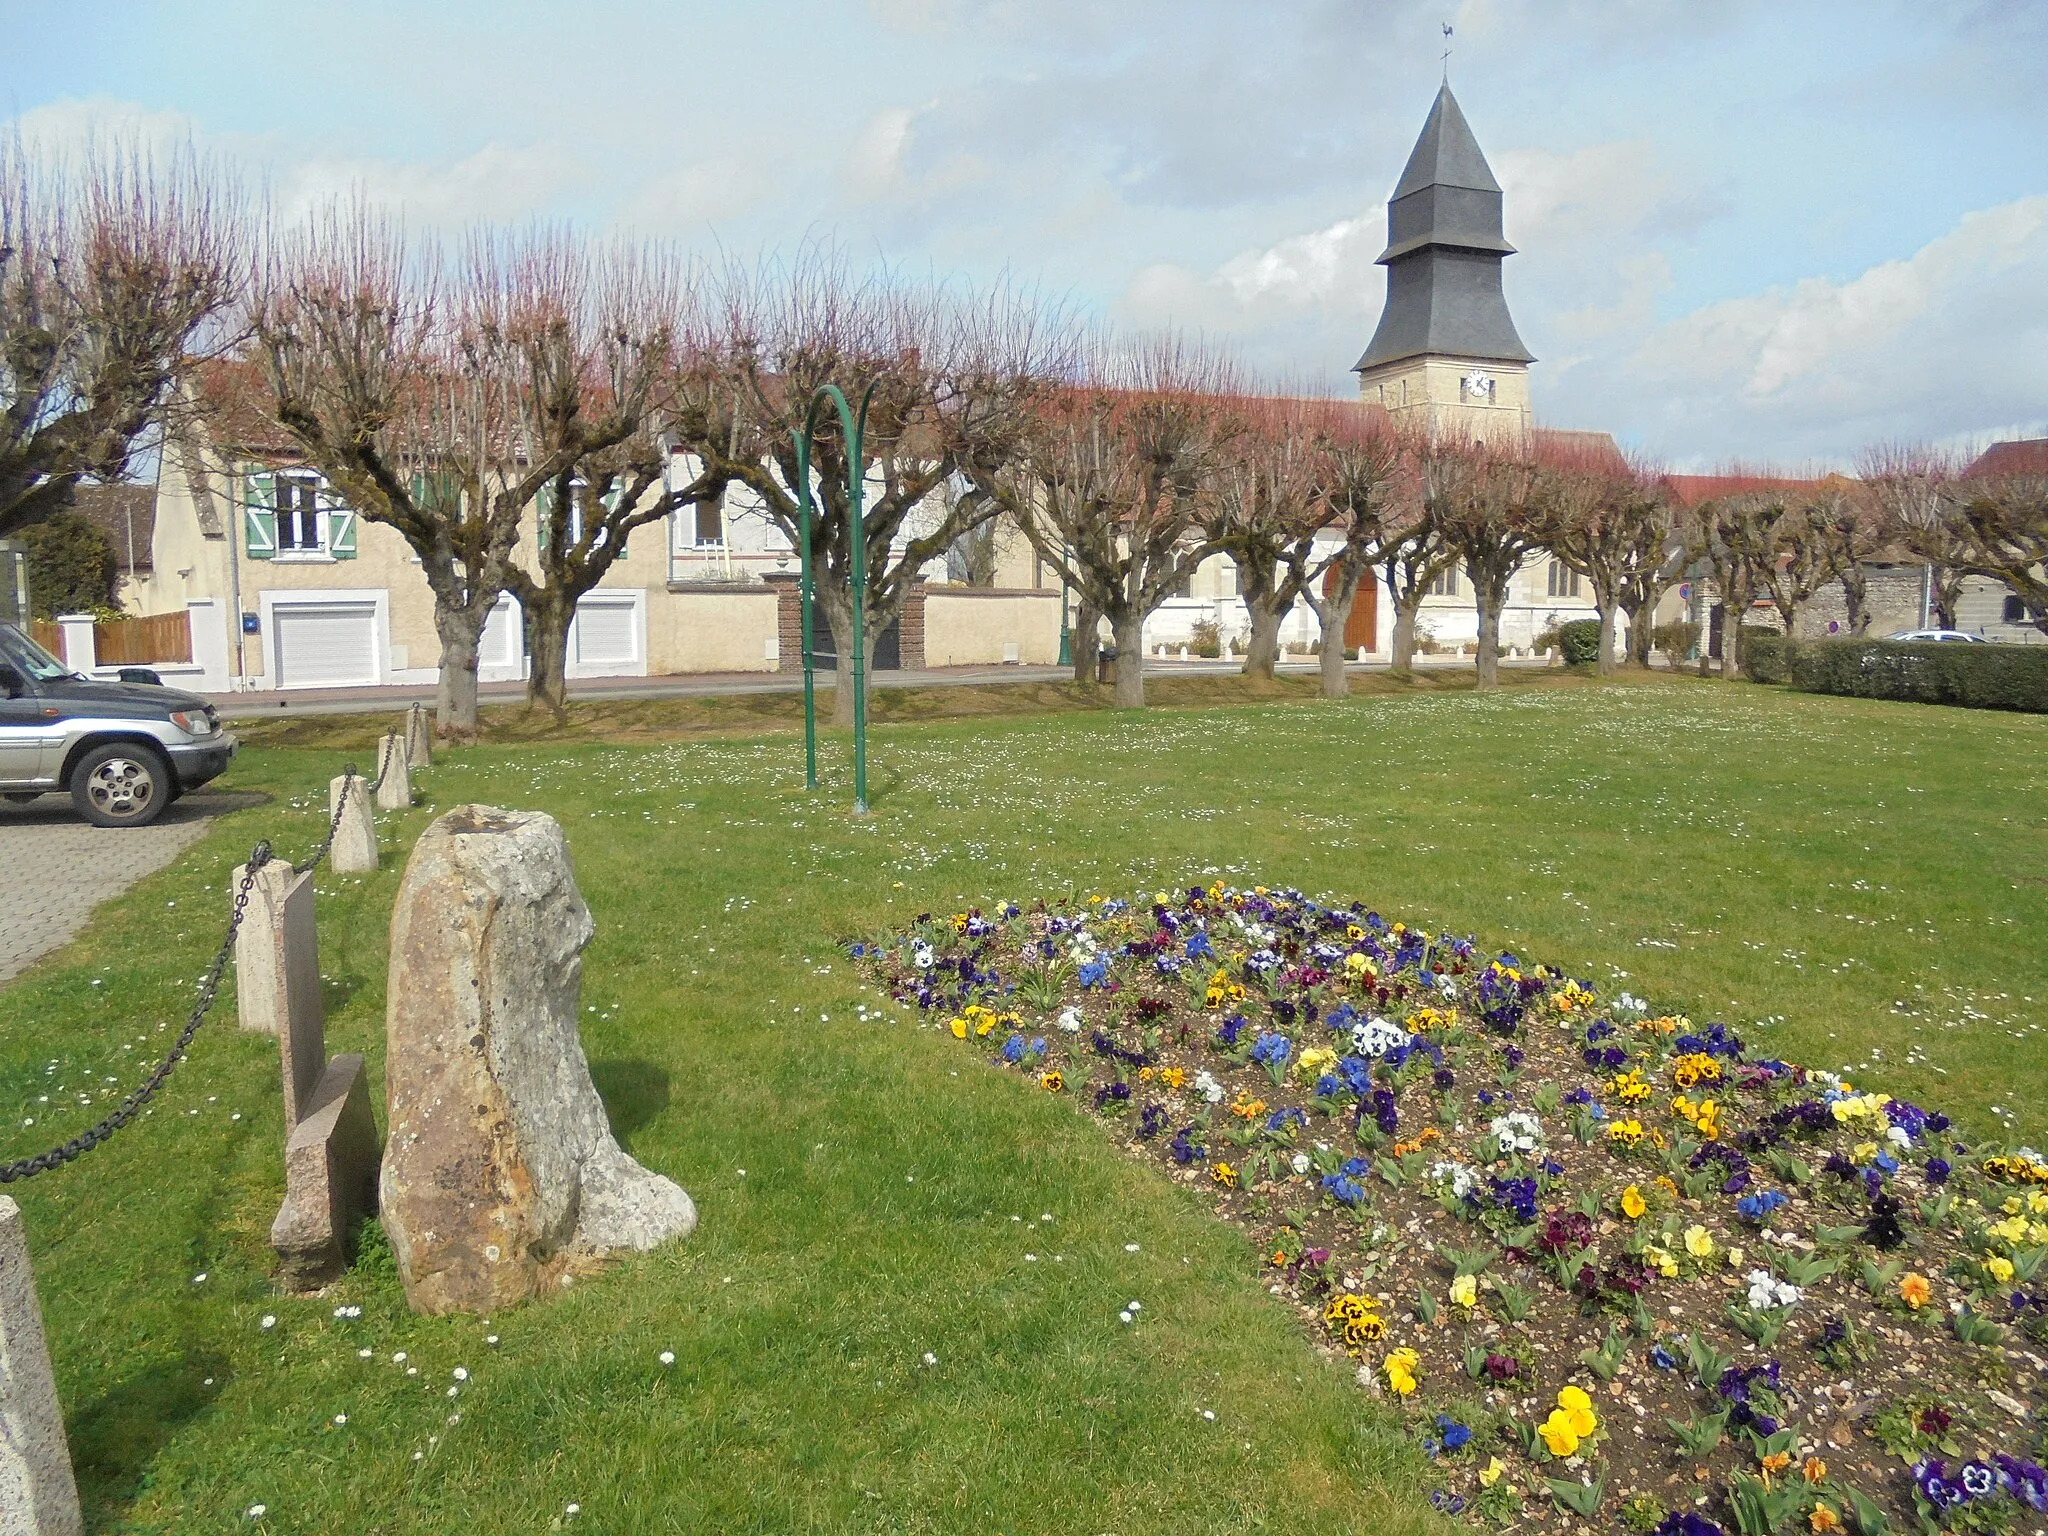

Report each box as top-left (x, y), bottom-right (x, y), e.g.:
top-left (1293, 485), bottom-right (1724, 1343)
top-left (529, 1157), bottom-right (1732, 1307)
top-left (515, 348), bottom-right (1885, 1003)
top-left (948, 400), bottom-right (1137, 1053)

top-left (1539, 443), bottom-right (1674, 675)
top-left (1299, 405), bottom-right (1406, 698)
top-left (674, 250), bottom-right (1071, 726)
top-left (1685, 481), bottom-right (1793, 678)
top-left (1421, 432), bottom-right (1547, 691)
top-left (1, 136), bottom-right (240, 537)
top-left (1196, 395), bottom-right (1329, 682)
top-left (1860, 446), bottom-right (1968, 629)
top-left (977, 335), bottom-right (1243, 708)
top-left (1196, 396), bottom-right (1405, 693)
top-left (481, 233), bottom-right (726, 720)
top-left (1953, 459), bottom-right (2048, 636)
top-left (250, 208), bottom-right (561, 741)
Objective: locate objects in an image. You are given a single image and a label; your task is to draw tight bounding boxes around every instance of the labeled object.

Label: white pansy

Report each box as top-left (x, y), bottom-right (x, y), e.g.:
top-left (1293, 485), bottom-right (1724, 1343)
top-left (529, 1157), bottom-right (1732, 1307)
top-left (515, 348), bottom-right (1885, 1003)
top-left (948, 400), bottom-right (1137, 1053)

top-left (1348, 1016), bottom-right (1412, 1058)
top-left (1290, 1152), bottom-right (1312, 1175)
top-left (1056, 1006), bottom-right (1084, 1034)
top-left (1193, 1070), bottom-right (1226, 1104)
top-left (1488, 1111), bottom-right (1544, 1156)
top-left (1745, 1269), bottom-right (1802, 1309)
top-left (911, 942), bottom-right (935, 970)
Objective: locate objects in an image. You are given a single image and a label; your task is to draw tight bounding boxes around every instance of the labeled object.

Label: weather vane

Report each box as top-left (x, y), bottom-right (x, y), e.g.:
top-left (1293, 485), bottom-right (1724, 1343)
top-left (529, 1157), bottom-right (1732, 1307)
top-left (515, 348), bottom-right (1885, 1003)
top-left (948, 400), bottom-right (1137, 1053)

top-left (1441, 22), bottom-right (1453, 81)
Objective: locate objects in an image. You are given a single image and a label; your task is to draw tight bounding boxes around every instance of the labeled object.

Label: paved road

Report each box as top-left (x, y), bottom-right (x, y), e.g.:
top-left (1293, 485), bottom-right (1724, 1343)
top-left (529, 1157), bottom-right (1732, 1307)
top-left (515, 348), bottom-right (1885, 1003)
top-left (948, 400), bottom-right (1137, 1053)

top-left (207, 656), bottom-right (1544, 720)
top-left (0, 790), bottom-right (257, 986)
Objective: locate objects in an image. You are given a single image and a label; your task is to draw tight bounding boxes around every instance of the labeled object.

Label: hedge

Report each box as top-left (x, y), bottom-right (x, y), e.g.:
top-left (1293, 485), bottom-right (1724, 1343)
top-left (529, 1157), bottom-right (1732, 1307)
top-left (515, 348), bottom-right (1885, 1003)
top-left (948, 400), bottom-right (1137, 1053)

top-left (1782, 638), bottom-right (2048, 713)
top-left (1555, 618), bottom-right (1603, 667)
top-left (1740, 627), bottom-right (1790, 684)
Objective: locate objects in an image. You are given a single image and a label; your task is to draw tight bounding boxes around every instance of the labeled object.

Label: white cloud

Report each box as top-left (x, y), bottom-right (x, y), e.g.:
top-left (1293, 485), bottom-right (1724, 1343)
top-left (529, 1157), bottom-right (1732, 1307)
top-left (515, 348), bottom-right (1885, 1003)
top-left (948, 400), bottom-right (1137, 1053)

top-left (277, 141), bottom-right (584, 225)
top-left (1613, 194), bottom-right (2048, 461)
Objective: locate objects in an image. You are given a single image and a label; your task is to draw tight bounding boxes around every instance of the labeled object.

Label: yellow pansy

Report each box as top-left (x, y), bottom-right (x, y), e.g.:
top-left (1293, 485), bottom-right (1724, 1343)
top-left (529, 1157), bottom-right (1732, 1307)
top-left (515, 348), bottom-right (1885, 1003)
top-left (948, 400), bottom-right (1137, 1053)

top-left (1556, 1385), bottom-right (1598, 1438)
top-left (1987, 1255), bottom-right (2016, 1284)
top-left (1383, 1347), bottom-right (1421, 1396)
top-left (1478, 1456), bottom-right (1505, 1488)
top-left (1449, 1274), bottom-right (1478, 1310)
top-left (1645, 1245), bottom-right (1679, 1278)
top-left (948, 1017), bottom-right (968, 1039)
top-left (1620, 1185), bottom-right (1647, 1220)
top-left (1538, 1410), bottom-right (1580, 1459)
top-left (1684, 1224), bottom-right (1715, 1259)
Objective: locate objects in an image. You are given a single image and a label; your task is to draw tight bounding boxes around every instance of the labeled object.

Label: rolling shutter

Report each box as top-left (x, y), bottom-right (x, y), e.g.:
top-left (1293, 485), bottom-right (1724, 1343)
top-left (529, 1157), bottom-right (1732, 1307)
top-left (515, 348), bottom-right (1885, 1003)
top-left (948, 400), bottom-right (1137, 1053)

top-left (273, 602), bottom-right (378, 688)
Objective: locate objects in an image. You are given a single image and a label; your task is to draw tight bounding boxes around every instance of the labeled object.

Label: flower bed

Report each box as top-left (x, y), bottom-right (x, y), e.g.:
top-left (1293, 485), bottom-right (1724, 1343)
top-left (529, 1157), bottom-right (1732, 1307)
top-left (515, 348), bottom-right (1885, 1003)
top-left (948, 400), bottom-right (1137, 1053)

top-left (853, 883), bottom-right (2048, 1535)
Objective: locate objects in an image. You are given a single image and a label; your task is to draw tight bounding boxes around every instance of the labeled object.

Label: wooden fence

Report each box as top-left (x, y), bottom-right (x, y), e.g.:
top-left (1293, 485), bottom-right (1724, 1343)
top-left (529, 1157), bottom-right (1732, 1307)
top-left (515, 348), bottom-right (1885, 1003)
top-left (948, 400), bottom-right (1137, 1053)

top-left (30, 620), bottom-right (62, 656)
top-left (94, 611), bottom-right (193, 665)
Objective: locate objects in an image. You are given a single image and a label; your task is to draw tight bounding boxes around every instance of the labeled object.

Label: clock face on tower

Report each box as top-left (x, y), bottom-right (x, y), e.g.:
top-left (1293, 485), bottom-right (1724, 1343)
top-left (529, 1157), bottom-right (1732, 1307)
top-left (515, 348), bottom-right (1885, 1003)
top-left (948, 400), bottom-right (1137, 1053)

top-left (1462, 369), bottom-right (1495, 401)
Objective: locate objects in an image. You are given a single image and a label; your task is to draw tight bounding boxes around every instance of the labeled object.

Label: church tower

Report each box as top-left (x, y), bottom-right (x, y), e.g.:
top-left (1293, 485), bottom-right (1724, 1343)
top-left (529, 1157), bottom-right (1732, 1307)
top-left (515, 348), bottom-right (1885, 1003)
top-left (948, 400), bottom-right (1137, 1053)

top-left (1354, 84), bottom-right (1533, 438)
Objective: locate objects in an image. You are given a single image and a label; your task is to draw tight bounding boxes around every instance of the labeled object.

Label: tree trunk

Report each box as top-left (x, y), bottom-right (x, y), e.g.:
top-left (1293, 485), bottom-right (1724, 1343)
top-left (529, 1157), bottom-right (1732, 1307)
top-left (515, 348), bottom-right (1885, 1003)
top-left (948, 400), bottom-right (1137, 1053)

top-left (1720, 599), bottom-right (1742, 679)
top-left (1072, 601), bottom-right (1099, 686)
top-left (1841, 569), bottom-right (1871, 635)
top-left (523, 593), bottom-right (573, 722)
top-left (510, 584), bottom-right (575, 723)
top-left (1111, 611), bottom-right (1146, 708)
top-left (1621, 599), bottom-right (1654, 667)
top-left (1241, 590), bottom-right (1284, 679)
top-left (432, 603), bottom-right (483, 744)
top-left (1473, 579), bottom-right (1503, 691)
top-left (1596, 603), bottom-right (1619, 676)
top-left (1312, 592), bottom-right (1352, 698)
top-left (1388, 589), bottom-right (1423, 672)
top-left (1931, 569), bottom-right (1962, 630)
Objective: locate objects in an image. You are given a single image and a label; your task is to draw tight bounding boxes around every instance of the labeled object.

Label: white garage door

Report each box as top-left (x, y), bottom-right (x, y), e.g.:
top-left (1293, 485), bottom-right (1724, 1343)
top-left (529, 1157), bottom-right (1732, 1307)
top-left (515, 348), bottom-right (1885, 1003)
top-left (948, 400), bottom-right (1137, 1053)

top-left (567, 593), bottom-right (642, 675)
top-left (274, 602), bottom-right (378, 688)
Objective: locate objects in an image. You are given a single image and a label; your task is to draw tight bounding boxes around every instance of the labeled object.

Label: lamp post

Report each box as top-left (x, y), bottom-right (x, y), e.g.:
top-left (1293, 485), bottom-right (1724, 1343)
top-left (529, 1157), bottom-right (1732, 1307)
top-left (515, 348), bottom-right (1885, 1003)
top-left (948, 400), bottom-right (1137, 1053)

top-left (795, 381), bottom-right (878, 813)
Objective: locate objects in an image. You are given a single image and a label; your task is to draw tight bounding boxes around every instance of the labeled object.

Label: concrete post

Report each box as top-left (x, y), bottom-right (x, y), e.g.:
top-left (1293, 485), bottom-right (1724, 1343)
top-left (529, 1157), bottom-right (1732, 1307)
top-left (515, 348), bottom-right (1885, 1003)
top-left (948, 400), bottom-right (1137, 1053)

top-left (328, 774), bottom-right (378, 874)
top-left (53, 617), bottom-right (95, 676)
top-left (404, 702), bottom-right (432, 770)
top-left (231, 858), bottom-right (296, 1034)
top-left (0, 1198), bottom-right (83, 1536)
top-left (374, 734), bottom-right (411, 814)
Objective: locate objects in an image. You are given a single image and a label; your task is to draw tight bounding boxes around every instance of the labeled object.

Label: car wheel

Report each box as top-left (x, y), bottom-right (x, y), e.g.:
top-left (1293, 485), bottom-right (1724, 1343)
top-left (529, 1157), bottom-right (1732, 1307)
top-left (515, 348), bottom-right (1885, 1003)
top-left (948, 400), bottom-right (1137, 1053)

top-left (70, 743), bottom-right (172, 828)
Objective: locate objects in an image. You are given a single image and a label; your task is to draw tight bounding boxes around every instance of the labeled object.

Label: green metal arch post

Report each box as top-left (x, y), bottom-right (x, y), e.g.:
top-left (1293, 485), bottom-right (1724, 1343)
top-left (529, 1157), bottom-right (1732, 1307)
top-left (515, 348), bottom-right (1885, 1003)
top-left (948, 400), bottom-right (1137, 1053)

top-left (800, 381), bottom-right (880, 814)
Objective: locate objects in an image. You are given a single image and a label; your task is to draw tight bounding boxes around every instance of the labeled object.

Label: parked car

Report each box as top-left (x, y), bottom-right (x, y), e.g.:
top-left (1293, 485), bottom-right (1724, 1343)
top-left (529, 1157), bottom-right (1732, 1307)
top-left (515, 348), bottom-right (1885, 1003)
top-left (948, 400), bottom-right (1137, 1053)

top-left (0, 622), bottom-right (237, 827)
top-left (1884, 629), bottom-right (1990, 643)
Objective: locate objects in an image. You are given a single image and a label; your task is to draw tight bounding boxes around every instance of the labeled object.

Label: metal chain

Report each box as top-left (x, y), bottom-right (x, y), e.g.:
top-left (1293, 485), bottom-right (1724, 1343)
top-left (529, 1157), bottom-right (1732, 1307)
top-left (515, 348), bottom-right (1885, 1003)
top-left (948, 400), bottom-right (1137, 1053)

top-left (367, 731), bottom-right (395, 794)
top-left (1, 726), bottom-right (404, 1182)
top-left (295, 762), bottom-right (357, 875)
top-left (0, 843), bottom-right (272, 1183)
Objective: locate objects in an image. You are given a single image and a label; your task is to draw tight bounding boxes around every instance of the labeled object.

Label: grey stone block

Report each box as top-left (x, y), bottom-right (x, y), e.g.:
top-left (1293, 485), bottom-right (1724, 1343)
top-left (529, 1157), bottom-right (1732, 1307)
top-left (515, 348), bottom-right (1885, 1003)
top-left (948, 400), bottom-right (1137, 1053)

top-left (270, 1054), bottom-right (380, 1291)
top-left (0, 1197), bottom-right (82, 1536)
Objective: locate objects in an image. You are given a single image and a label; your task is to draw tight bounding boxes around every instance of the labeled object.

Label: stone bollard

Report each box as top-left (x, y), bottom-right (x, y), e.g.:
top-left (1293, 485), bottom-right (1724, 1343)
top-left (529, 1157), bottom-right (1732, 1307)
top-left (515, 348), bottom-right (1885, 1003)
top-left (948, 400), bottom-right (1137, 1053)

top-left (1177, 645), bottom-right (1188, 660)
top-left (232, 858), bottom-right (297, 1034)
top-left (261, 866), bottom-right (379, 1290)
top-left (405, 702), bottom-right (432, 770)
top-left (328, 774), bottom-right (378, 873)
top-left (382, 806), bottom-right (697, 1315)
top-left (374, 733), bottom-right (412, 814)
top-left (0, 1198), bottom-right (83, 1536)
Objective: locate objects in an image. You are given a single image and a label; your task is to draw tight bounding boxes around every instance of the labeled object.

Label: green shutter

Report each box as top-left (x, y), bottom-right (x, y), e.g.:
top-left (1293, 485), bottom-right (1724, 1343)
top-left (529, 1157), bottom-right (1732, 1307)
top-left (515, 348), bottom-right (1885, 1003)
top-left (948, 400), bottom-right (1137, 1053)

top-left (536, 483), bottom-right (554, 552)
top-left (330, 505), bottom-right (358, 559)
top-left (245, 472), bottom-right (276, 560)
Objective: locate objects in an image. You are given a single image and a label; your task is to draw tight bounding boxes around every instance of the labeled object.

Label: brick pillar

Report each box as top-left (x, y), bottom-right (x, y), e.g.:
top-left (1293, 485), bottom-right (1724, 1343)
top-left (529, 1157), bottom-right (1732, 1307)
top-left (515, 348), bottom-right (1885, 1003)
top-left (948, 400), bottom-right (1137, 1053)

top-left (899, 581), bottom-right (926, 671)
top-left (762, 572), bottom-right (803, 675)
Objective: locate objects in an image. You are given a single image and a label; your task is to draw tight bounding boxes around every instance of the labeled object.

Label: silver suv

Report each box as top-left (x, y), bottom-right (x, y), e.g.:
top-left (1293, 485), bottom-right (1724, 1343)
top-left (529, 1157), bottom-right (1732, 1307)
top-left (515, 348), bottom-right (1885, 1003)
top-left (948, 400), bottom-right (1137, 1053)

top-left (0, 622), bottom-right (238, 827)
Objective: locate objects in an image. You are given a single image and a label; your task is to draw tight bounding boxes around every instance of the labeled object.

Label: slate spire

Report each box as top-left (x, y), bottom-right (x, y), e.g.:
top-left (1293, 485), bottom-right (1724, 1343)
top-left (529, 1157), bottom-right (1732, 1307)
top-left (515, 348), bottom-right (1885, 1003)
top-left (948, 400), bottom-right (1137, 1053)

top-left (1354, 84), bottom-right (1533, 373)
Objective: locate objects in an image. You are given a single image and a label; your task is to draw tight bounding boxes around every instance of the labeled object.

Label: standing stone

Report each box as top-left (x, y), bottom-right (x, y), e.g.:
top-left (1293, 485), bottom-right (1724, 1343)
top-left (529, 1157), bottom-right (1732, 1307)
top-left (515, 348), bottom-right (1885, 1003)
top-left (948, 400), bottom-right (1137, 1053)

top-left (328, 774), bottom-right (378, 873)
top-left (232, 857), bottom-right (296, 1035)
top-left (405, 702), bottom-right (432, 769)
top-left (257, 866), bottom-right (380, 1290)
top-left (374, 733), bottom-right (412, 814)
top-left (0, 1198), bottom-right (82, 1536)
top-left (381, 806), bottom-right (697, 1315)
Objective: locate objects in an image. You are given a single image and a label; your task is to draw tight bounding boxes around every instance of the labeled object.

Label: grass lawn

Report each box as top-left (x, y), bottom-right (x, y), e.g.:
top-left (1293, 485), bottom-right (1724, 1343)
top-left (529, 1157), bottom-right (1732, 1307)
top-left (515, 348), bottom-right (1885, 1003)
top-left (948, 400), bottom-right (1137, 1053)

top-left (2, 674), bottom-right (2044, 1533)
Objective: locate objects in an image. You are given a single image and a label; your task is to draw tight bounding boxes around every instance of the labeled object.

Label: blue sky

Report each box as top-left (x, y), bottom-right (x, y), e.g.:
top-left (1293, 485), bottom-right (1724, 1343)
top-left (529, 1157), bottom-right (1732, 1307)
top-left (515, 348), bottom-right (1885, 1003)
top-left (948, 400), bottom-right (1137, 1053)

top-left (9, 0), bottom-right (2046, 467)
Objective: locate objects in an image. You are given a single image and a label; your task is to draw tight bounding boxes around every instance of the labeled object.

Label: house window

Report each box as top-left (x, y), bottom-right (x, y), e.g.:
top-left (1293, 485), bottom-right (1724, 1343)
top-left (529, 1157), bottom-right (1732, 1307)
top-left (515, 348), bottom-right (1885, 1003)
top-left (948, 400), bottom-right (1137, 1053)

top-left (1428, 568), bottom-right (1459, 598)
top-left (2006, 595), bottom-right (2039, 624)
top-left (278, 475), bottom-right (326, 554)
top-left (1547, 561), bottom-right (1581, 599)
top-left (694, 499), bottom-right (723, 547)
